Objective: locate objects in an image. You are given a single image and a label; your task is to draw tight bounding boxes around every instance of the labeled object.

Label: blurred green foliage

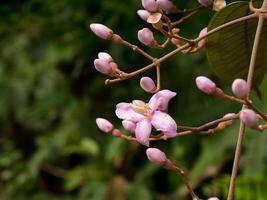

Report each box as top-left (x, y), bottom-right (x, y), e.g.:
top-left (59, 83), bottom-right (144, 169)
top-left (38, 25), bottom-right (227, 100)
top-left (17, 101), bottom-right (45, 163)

top-left (0, 0), bottom-right (266, 199)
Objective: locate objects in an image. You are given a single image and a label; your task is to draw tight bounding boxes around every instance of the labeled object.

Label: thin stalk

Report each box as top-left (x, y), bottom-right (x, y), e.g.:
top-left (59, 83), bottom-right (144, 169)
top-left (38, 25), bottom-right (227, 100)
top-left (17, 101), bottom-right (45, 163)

top-left (173, 166), bottom-right (199, 200)
top-left (120, 40), bottom-right (155, 61)
top-left (227, 2), bottom-right (266, 198)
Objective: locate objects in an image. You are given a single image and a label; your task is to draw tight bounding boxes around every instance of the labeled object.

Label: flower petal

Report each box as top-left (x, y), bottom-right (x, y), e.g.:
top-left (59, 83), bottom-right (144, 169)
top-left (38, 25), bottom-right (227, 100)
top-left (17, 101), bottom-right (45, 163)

top-left (151, 111), bottom-right (177, 136)
top-left (148, 90), bottom-right (176, 111)
top-left (122, 120), bottom-right (136, 133)
top-left (135, 119), bottom-right (152, 146)
top-left (115, 103), bottom-right (144, 122)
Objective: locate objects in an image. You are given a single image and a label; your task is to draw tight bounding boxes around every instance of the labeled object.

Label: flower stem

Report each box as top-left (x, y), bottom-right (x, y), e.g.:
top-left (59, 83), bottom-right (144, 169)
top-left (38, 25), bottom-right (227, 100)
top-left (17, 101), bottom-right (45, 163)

top-left (227, 1), bottom-right (267, 199)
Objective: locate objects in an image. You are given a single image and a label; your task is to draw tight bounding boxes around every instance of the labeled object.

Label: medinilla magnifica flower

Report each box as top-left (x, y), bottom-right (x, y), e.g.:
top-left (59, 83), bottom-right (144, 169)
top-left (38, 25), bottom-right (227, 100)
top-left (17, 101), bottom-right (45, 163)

top-left (115, 90), bottom-right (177, 146)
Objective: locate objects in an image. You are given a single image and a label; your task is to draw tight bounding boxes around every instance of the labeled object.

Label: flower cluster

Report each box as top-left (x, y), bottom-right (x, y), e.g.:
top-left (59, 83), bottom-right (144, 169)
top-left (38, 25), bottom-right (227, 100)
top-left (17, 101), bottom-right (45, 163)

top-left (91, 0), bottom-right (267, 199)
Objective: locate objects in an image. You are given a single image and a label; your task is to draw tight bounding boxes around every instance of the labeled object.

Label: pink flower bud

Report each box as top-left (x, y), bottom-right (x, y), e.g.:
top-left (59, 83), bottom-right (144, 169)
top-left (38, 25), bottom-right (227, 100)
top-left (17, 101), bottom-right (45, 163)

top-left (146, 148), bottom-right (167, 165)
top-left (141, 0), bottom-right (158, 12)
top-left (137, 9), bottom-right (151, 21)
top-left (96, 118), bottom-right (114, 133)
top-left (94, 58), bottom-right (113, 75)
top-left (231, 78), bottom-right (248, 98)
top-left (112, 129), bottom-right (122, 137)
top-left (171, 38), bottom-right (180, 46)
top-left (157, 0), bottom-right (176, 12)
top-left (208, 198), bottom-right (220, 200)
top-left (195, 76), bottom-right (217, 94)
top-left (122, 120), bottom-right (136, 132)
top-left (98, 52), bottom-right (113, 62)
top-left (138, 28), bottom-right (155, 46)
top-left (213, 0), bottom-right (226, 11)
top-left (222, 113), bottom-right (236, 126)
top-left (198, 27), bottom-right (208, 48)
top-left (198, 0), bottom-right (213, 7)
top-left (140, 77), bottom-right (156, 93)
top-left (89, 23), bottom-right (113, 40)
top-left (240, 109), bottom-right (258, 127)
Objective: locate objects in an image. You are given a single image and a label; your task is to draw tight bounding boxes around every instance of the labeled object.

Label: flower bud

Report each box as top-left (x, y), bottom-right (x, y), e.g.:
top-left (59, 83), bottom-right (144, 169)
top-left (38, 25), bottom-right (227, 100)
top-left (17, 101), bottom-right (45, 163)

top-left (96, 118), bottom-right (114, 133)
top-left (122, 120), bottom-right (136, 132)
top-left (89, 23), bottom-right (113, 40)
top-left (171, 38), bottom-right (180, 46)
top-left (157, 0), bottom-right (176, 13)
top-left (198, 0), bottom-right (213, 7)
top-left (208, 198), bottom-right (220, 200)
top-left (137, 9), bottom-right (151, 21)
top-left (195, 76), bottom-right (217, 94)
top-left (98, 52), bottom-right (113, 62)
top-left (112, 129), bottom-right (122, 137)
top-left (213, 0), bottom-right (226, 11)
top-left (138, 28), bottom-right (155, 46)
top-left (140, 77), bottom-right (156, 93)
top-left (146, 148), bottom-right (167, 165)
top-left (240, 109), bottom-right (258, 127)
top-left (94, 58), bottom-right (113, 75)
top-left (198, 27), bottom-right (208, 48)
top-left (141, 0), bottom-right (158, 12)
top-left (231, 78), bottom-right (248, 98)
top-left (222, 113), bottom-right (236, 126)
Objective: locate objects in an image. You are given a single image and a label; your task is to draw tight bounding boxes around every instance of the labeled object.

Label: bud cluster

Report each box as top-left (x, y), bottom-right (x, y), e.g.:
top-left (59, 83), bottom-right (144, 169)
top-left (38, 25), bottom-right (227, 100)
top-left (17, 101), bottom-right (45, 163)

top-left (141, 0), bottom-right (177, 13)
top-left (94, 52), bottom-right (118, 76)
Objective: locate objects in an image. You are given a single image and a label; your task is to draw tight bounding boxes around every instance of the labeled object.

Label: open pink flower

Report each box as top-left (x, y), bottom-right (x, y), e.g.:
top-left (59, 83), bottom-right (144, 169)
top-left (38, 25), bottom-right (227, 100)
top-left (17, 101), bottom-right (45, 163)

top-left (115, 90), bottom-right (177, 146)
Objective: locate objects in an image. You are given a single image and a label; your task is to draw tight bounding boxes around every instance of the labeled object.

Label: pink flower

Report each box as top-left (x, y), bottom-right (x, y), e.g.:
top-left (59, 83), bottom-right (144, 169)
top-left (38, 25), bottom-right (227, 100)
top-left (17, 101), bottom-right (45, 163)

top-left (146, 148), bottom-right (167, 165)
top-left (115, 90), bottom-right (177, 146)
top-left (122, 120), bottom-right (136, 132)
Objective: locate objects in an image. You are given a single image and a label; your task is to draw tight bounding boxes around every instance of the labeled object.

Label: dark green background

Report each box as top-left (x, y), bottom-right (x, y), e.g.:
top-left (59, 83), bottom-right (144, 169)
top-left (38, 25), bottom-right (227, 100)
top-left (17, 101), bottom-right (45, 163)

top-left (0, 0), bottom-right (266, 199)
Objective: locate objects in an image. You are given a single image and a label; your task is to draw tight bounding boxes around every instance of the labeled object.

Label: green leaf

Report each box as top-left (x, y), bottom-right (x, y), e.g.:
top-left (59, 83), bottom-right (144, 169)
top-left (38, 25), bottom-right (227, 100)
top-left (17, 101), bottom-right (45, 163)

top-left (206, 1), bottom-right (267, 87)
